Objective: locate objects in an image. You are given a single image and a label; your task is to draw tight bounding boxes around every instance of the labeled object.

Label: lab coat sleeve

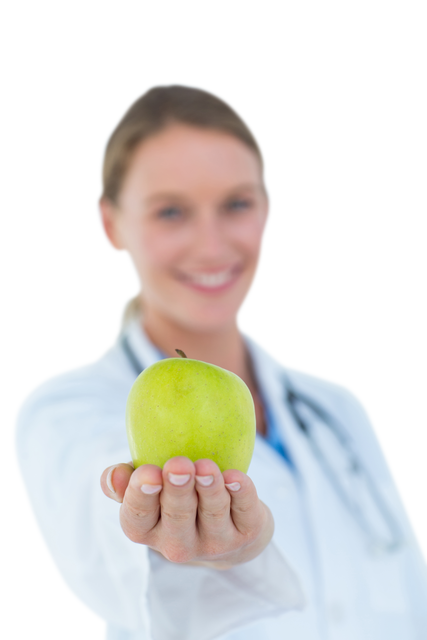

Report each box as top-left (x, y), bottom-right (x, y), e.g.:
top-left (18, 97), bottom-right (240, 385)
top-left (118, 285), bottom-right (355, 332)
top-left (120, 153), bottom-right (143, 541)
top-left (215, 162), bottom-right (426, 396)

top-left (16, 369), bottom-right (304, 640)
top-left (148, 539), bottom-right (305, 640)
top-left (16, 374), bottom-right (151, 633)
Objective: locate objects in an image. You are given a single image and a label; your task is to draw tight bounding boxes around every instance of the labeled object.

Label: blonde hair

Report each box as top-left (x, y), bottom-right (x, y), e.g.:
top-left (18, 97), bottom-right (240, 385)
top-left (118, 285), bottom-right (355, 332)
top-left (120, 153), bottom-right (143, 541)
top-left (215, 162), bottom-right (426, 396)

top-left (101, 85), bottom-right (263, 205)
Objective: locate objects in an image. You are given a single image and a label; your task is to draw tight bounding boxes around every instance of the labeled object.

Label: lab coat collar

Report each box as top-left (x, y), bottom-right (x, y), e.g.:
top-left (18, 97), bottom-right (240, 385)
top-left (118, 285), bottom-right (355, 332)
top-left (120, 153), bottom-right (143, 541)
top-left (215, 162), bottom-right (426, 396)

top-left (120, 315), bottom-right (287, 391)
top-left (120, 317), bottom-right (162, 370)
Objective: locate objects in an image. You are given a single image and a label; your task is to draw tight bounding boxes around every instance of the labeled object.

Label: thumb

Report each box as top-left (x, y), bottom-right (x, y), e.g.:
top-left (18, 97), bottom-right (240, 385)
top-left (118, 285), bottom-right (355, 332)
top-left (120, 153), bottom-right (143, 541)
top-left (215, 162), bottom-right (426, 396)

top-left (101, 462), bottom-right (134, 503)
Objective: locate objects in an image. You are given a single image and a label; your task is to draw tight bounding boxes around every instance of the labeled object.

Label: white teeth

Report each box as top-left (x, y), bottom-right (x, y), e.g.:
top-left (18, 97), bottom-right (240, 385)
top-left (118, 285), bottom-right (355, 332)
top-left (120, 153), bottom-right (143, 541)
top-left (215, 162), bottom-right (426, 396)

top-left (189, 270), bottom-right (234, 288)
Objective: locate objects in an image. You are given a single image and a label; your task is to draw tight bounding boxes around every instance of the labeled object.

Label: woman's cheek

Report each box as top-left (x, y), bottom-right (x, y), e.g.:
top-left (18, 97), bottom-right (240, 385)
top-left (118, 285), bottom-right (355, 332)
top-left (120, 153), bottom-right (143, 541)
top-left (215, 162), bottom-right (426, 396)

top-left (139, 236), bottom-right (184, 277)
top-left (231, 219), bottom-right (264, 258)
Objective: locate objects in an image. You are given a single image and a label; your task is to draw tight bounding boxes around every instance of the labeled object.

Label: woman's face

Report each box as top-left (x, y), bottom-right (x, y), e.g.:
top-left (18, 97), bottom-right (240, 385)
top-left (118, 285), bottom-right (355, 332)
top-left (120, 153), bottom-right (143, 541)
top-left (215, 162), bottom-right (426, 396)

top-left (101, 124), bottom-right (268, 333)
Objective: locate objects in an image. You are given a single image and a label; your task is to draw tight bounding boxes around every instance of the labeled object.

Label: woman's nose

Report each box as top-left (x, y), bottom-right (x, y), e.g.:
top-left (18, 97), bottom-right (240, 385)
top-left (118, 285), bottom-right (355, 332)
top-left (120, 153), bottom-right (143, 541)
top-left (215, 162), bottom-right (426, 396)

top-left (192, 211), bottom-right (226, 260)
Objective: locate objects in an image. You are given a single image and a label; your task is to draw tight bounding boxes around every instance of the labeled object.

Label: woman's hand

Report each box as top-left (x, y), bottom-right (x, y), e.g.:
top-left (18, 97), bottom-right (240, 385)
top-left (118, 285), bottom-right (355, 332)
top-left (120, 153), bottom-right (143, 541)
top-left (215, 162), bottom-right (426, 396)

top-left (100, 457), bottom-right (274, 569)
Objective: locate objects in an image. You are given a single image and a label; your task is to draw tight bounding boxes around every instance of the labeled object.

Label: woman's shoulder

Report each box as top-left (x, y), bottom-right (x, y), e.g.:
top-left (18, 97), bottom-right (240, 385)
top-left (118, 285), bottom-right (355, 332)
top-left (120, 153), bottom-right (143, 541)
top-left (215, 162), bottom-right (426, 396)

top-left (247, 335), bottom-right (363, 413)
top-left (16, 341), bottom-right (134, 437)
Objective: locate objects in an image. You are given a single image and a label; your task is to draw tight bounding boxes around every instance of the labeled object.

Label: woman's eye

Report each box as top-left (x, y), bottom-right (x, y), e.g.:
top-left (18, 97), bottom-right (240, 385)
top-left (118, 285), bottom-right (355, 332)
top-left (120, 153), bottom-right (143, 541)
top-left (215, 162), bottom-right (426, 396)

top-left (157, 206), bottom-right (182, 220)
top-left (156, 200), bottom-right (252, 220)
top-left (228, 200), bottom-right (251, 211)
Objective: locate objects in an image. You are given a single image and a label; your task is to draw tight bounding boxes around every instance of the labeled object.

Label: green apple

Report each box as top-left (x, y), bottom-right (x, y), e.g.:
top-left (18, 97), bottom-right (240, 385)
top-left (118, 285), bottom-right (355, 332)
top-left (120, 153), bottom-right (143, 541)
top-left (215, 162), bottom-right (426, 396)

top-left (125, 351), bottom-right (256, 472)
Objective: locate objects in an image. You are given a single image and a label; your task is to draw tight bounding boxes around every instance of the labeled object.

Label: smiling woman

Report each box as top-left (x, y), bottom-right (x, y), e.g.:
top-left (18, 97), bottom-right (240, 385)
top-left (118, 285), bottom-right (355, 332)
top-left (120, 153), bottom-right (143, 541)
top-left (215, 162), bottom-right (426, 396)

top-left (16, 85), bottom-right (427, 640)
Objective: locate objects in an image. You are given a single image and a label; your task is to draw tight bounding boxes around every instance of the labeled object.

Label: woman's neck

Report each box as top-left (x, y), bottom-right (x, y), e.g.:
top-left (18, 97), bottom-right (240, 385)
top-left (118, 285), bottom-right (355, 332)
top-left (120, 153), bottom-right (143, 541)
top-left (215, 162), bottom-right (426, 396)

top-left (143, 307), bottom-right (246, 381)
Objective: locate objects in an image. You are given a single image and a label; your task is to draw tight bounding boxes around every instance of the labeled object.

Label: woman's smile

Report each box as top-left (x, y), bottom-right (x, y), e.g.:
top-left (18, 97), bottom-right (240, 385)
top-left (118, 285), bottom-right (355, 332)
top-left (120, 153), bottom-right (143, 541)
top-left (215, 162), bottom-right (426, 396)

top-left (174, 265), bottom-right (242, 294)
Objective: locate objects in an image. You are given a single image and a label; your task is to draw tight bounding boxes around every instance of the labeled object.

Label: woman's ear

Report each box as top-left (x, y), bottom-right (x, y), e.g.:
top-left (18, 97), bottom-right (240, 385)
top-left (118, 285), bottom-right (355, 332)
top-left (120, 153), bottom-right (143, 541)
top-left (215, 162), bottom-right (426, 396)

top-left (99, 197), bottom-right (125, 250)
top-left (264, 189), bottom-right (275, 239)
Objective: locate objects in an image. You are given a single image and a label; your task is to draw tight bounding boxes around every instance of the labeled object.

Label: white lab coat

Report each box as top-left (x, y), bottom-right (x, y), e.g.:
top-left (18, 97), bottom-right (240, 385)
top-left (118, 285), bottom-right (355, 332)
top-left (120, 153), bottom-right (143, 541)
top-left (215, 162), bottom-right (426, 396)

top-left (16, 317), bottom-right (427, 640)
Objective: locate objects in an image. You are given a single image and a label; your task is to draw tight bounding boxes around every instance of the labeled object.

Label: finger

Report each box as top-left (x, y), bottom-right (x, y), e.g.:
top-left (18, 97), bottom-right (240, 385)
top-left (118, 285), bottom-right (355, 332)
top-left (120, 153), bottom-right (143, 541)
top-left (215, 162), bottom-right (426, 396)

top-left (194, 459), bottom-right (231, 536)
top-left (222, 469), bottom-right (264, 535)
top-left (101, 463), bottom-right (134, 503)
top-left (119, 464), bottom-right (163, 543)
top-left (159, 457), bottom-right (197, 541)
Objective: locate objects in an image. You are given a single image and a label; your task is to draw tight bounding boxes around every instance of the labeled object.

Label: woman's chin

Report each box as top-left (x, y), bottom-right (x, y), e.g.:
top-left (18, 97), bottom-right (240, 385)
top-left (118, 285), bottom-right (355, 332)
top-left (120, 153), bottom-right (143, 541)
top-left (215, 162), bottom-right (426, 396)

top-left (145, 276), bottom-right (252, 334)
top-left (170, 301), bottom-right (241, 334)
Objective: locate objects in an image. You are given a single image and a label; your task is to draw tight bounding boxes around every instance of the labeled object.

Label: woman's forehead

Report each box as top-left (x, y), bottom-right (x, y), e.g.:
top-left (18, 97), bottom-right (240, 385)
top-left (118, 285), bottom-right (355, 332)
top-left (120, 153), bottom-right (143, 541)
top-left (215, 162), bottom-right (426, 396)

top-left (133, 122), bottom-right (257, 156)
top-left (123, 124), bottom-right (263, 195)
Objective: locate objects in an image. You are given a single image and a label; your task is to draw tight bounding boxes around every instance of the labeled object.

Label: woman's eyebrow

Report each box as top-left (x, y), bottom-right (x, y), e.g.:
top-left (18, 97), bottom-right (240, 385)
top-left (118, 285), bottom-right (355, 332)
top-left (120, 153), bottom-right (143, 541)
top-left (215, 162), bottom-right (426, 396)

top-left (222, 182), bottom-right (264, 196)
top-left (145, 192), bottom-right (187, 205)
top-left (144, 183), bottom-right (264, 205)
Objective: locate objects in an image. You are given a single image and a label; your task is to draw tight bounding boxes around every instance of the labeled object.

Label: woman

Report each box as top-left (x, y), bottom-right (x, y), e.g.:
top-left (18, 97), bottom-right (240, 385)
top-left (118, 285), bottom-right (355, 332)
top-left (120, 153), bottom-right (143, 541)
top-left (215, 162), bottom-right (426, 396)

top-left (17, 86), bottom-right (427, 640)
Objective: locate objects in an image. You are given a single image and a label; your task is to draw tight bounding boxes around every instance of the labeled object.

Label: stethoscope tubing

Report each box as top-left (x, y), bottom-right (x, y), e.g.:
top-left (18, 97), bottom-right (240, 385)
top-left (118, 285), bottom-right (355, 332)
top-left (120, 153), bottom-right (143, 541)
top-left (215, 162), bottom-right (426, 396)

top-left (284, 378), bottom-right (403, 553)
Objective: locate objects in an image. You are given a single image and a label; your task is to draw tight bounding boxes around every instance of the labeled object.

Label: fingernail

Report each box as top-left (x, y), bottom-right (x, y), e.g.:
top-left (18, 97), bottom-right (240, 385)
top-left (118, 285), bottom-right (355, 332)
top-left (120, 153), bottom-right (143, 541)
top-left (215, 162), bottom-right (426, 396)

top-left (106, 466), bottom-right (116, 494)
top-left (141, 484), bottom-right (163, 495)
top-left (168, 473), bottom-right (191, 486)
top-left (195, 475), bottom-right (214, 487)
top-left (225, 482), bottom-right (241, 492)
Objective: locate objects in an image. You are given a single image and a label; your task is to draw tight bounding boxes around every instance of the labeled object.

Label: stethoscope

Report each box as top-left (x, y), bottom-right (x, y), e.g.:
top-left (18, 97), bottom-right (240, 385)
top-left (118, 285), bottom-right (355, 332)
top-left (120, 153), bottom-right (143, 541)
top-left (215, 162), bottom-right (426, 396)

top-left (284, 378), bottom-right (404, 554)
top-left (121, 334), bottom-right (403, 555)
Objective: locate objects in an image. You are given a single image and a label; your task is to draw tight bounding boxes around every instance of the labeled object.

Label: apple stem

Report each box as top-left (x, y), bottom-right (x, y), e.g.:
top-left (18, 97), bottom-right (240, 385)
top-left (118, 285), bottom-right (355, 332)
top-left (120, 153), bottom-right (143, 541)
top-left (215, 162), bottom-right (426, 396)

top-left (175, 349), bottom-right (188, 358)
